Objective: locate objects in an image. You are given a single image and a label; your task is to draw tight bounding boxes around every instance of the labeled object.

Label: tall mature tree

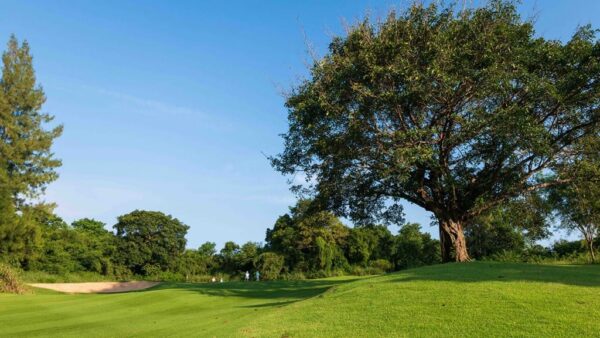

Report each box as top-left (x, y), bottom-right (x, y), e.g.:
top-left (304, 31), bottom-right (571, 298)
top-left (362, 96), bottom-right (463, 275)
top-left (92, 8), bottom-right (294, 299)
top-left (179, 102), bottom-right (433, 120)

top-left (272, 1), bottom-right (600, 261)
top-left (0, 36), bottom-right (62, 204)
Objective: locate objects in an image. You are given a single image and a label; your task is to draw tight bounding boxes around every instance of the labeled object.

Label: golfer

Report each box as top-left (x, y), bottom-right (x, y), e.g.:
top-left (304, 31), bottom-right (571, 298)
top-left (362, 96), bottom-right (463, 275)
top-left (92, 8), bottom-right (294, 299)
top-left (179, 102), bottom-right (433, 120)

top-left (255, 270), bottom-right (260, 281)
top-left (245, 271), bottom-right (250, 281)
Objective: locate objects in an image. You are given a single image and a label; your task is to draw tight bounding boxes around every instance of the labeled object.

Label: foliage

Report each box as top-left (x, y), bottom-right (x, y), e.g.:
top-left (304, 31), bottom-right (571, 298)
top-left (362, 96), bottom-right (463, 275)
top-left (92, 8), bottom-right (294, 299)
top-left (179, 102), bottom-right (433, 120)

top-left (0, 165), bottom-right (19, 262)
top-left (466, 194), bottom-right (552, 259)
top-left (392, 223), bottom-right (440, 269)
top-left (237, 242), bottom-right (260, 272)
top-left (218, 241), bottom-right (241, 274)
top-left (0, 36), bottom-right (62, 204)
top-left (266, 199), bottom-right (349, 272)
top-left (272, 0), bottom-right (600, 262)
top-left (254, 252), bottom-right (285, 280)
top-left (114, 210), bottom-right (189, 275)
top-left (549, 135), bottom-right (600, 262)
top-left (369, 259), bottom-right (393, 273)
top-left (0, 263), bottom-right (26, 294)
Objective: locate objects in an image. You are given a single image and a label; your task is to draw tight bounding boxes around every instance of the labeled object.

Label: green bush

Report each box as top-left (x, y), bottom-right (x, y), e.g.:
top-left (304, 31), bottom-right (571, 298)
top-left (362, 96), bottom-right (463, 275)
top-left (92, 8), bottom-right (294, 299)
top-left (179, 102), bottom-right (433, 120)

top-left (349, 265), bottom-right (385, 276)
top-left (488, 250), bottom-right (524, 263)
top-left (280, 271), bottom-right (306, 280)
top-left (145, 271), bottom-right (185, 282)
top-left (254, 252), bottom-right (285, 280)
top-left (369, 259), bottom-right (393, 272)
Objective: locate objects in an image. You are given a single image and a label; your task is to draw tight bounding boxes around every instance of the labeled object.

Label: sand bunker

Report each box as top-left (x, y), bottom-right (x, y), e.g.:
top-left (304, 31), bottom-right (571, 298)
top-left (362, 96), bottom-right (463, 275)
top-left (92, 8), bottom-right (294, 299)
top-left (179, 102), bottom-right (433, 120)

top-left (29, 281), bottom-right (160, 294)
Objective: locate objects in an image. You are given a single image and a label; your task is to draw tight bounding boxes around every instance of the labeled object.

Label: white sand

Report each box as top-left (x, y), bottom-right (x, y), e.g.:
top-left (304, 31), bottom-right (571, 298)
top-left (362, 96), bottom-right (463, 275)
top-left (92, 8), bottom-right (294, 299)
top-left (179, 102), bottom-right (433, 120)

top-left (29, 281), bottom-right (160, 294)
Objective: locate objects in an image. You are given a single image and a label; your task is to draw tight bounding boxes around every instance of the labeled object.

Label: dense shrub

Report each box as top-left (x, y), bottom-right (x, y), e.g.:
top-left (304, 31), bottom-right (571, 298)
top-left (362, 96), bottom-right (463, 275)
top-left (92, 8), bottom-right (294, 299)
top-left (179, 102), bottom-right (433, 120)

top-left (254, 252), bottom-right (285, 280)
top-left (369, 259), bottom-right (393, 273)
top-left (280, 271), bottom-right (307, 280)
top-left (0, 264), bottom-right (26, 294)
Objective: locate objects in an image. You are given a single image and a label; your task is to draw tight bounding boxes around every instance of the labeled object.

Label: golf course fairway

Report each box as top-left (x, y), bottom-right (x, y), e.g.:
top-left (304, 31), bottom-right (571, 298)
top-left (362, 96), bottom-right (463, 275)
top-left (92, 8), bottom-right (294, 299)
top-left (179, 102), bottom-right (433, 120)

top-left (1, 262), bottom-right (599, 337)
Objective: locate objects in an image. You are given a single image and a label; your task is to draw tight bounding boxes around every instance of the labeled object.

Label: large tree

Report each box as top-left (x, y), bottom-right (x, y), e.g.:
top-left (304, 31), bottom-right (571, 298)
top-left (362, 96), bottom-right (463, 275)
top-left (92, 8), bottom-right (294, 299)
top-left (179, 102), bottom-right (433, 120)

top-left (114, 210), bottom-right (189, 274)
top-left (0, 36), bottom-right (62, 204)
top-left (272, 1), bottom-right (600, 261)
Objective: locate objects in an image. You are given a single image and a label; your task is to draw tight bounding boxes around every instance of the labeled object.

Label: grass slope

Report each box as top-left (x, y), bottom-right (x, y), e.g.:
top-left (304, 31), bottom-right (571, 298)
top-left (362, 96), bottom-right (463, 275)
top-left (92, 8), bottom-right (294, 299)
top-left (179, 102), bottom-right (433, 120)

top-left (246, 262), bottom-right (600, 337)
top-left (1, 263), bottom-right (599, 337)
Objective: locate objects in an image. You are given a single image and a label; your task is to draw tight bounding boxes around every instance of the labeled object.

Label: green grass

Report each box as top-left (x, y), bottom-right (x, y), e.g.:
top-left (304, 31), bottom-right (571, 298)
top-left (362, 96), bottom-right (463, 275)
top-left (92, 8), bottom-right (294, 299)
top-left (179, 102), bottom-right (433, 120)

top-left (1, 263), bottom-right (599, 337)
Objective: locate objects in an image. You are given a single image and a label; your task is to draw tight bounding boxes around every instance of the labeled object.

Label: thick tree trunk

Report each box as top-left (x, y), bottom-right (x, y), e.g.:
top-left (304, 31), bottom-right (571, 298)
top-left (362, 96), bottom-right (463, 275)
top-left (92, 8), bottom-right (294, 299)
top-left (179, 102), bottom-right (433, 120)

top-left (439, 219), bottom-right (470, 262)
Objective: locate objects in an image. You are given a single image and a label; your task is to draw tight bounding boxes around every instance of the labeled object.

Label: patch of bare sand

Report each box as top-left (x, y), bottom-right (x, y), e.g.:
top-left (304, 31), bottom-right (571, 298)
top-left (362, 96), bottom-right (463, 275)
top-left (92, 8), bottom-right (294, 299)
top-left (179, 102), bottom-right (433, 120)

top-left (28, 281), bottom-right (160, 294)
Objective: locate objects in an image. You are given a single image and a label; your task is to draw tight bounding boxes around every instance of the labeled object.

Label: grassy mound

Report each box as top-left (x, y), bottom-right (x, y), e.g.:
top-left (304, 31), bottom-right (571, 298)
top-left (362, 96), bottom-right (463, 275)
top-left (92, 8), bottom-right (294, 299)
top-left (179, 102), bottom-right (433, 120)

top-left (0, 263), bottom-right (598, 337)
top-left (0, 264), bottom-right (26, 294)
top-left (245, 262), bottom-right (600, 337)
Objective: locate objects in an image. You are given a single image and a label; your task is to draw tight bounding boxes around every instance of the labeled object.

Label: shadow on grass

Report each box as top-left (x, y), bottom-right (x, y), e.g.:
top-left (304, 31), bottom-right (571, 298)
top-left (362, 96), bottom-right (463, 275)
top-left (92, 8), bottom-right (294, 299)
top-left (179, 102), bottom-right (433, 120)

top-left (148, 278), bottom-right (360, 308)
top-left (385, 262), bottom-right (600, 287)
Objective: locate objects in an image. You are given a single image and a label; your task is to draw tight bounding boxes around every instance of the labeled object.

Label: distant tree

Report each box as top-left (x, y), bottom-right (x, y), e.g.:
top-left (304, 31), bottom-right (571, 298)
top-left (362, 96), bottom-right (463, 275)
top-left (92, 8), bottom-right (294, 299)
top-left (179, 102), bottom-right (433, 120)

top-left (71, 218), bottom-right (115, 274)
top-left (236, 242), bottom-right (260, 272)
top-left (26, 212), bottom-right (113, 274)
top-left (114, 210), bottom-right (189, 275)
top-left (466, 194), bottom-right (551, 259)
top-left (346, 229), bottom-right (371, 266)
top-left (0, 36), bottom-right (62, 205)
top-left (550, 136), bottom-right (600, 262)
top-left (27, 212), bottom-right (77, 274)
top-left (254, 252), bottom-right (285, 280)
top-left (219, 241), bottom-right (241, 273)
top-left (198, 241), bottom-right (218, 272)
top-left (346, 225), bottom-right (395, 266)
top-left (272, 1), bottom-right (600, 262)
top-left (176, 249), bottom-right (207, 279)
top-left (266, 199), bottom-right (349, 272)
top-left (393, 223), bottom-right (440, 269)
top-left (72, 218), bottom-right (109, 236)
top-left (198, 242), bottom-right (217, 257)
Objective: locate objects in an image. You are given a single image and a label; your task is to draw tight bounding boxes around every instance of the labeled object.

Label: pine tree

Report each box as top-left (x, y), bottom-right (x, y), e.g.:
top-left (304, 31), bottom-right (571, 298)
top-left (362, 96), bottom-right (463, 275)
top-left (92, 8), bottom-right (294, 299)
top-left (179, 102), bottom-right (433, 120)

top-left (0, 35), bottom-right (62, 206)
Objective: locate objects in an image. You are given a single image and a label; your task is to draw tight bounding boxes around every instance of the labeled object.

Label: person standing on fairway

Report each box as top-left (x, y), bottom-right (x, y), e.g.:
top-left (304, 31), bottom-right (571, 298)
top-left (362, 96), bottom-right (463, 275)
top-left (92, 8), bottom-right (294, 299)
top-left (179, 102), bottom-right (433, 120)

top-left (245, 271), bottom-right (250, 281)
top-left (255, 271), bottom-right (260, 282)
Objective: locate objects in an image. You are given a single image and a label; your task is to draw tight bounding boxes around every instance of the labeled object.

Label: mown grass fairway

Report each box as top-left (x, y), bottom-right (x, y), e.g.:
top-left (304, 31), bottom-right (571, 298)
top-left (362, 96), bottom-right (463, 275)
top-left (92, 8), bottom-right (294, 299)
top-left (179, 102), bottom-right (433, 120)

top-left (1, 263), bottom-right (599, 337)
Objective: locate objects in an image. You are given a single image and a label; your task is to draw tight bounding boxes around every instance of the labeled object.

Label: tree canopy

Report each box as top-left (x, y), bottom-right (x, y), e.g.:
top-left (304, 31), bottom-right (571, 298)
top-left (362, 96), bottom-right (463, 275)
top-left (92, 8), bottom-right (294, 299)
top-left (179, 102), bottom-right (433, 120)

top-left (272, 0), bottom-right (600, 261)
top-left (114, 210), bottom-right (189, 274)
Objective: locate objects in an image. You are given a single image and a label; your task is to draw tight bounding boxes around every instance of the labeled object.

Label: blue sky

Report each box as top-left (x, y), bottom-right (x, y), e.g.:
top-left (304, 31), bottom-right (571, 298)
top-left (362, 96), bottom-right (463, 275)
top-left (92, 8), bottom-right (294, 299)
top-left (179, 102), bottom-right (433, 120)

top-left (1, 0), bottom-right (598, 248)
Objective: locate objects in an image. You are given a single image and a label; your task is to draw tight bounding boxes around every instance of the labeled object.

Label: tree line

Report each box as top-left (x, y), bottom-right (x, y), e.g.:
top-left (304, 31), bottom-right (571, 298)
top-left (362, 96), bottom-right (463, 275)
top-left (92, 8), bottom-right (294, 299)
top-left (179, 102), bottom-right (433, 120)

top-left (2, 196), bottom-right (597, 282)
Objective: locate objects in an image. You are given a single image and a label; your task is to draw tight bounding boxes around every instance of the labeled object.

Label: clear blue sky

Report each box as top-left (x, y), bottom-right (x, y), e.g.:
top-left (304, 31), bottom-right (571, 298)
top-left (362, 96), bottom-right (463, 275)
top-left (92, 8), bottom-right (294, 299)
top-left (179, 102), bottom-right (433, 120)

top-left (1, 1), bottom-right (598, 248)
